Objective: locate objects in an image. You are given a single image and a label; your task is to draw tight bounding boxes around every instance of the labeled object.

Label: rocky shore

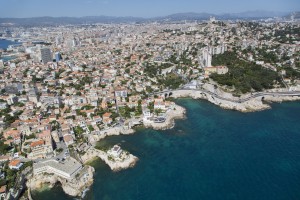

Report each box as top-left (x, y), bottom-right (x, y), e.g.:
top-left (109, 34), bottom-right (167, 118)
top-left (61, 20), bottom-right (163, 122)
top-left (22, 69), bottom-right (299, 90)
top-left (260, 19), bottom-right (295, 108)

top-left (89, 126), bottom-right (135, 145)
top-left (27, 85), bottom-right (300, 198)
top-left (88, 104), bottom-right (186, 144)
top-left (81, 147), bottom-right (138, 172)
top-left (27, 165), bottom-right (94, 197)
top-left (171, 84), bottom-right (300, 112)
top-left (143, 104), bottom-right (186, 130)
top-left (171, 89), bottom-right (269, 112)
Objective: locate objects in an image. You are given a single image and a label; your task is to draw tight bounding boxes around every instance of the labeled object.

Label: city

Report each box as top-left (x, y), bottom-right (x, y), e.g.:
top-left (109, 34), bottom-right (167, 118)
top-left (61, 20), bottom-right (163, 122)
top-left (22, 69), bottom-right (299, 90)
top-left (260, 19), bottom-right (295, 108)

top-left (0, 1), bottom-right (299, 199)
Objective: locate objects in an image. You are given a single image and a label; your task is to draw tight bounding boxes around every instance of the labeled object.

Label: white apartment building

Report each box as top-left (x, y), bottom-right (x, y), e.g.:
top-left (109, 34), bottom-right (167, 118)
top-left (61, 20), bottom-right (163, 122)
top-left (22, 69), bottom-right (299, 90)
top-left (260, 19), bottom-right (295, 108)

top-left (33, 157), bottom-right (82, 180)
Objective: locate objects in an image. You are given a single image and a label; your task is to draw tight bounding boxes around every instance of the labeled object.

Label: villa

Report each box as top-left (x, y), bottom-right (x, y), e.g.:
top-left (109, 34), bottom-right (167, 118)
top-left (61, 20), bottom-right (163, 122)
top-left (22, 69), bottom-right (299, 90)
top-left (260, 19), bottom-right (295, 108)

top-left (8, 160), bottom-right (23, 170)
top-left (108, 145), bottom-right (123, 158)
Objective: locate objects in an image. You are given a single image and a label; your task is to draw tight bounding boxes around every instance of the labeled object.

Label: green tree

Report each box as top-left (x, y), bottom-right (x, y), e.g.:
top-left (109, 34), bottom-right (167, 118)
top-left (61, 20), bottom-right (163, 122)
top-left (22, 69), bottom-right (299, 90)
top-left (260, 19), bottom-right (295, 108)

top-left (88, 125), bottom-right (94, 132)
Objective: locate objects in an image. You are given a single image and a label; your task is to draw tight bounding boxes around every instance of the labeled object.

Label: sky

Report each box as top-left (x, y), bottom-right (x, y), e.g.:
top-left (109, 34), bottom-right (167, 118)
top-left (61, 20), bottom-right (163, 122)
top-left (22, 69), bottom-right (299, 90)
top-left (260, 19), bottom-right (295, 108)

top-left (0, 0), bottom-right (299, 18)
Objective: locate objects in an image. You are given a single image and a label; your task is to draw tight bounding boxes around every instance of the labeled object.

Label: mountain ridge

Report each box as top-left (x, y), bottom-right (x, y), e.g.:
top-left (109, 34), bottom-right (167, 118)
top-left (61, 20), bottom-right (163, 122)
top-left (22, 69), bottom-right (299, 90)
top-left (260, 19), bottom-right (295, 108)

top-left (0, 11), bottom-right (296, 26)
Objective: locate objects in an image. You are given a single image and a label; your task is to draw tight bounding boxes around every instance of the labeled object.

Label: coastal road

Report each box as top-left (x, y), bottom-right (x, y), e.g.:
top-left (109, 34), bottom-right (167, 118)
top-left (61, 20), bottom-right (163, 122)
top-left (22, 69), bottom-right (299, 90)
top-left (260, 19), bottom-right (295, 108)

top-left (151, 88), bottom-right (300, 104)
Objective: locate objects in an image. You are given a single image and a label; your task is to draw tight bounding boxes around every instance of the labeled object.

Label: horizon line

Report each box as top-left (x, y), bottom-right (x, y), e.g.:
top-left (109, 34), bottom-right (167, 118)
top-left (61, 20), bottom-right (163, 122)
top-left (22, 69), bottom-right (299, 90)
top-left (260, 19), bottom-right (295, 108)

top-left (0, 10), bottom-right (297, 19)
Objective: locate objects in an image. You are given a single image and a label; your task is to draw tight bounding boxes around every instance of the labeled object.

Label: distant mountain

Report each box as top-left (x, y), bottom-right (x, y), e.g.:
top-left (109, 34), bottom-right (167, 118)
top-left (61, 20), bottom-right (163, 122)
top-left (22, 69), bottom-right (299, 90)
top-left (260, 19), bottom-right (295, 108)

top-left (284, 12), bottom-right (300, 20)
top-left (226, 10), bottom-right (289, 18)
top-left (0, 16), bottom-right (145, 26)
top-left (156, 12), bottom-right (215, 21)
top-left (157, 11), bottom-right (289, 21)
top-left (0, 11), bottom-right (297, 26)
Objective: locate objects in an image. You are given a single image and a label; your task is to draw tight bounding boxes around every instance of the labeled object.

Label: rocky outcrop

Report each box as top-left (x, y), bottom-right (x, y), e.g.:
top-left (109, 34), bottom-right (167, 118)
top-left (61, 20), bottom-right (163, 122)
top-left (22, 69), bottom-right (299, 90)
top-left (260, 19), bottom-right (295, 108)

top-left (88, 126), bottom-right (135, 145)
top-left (81, 147), bottom-right (138, 172)
top-left (143, 104), bottom-right (186, 130)
top-left (208, 95), bottom-right (270, 112)
top-left (171, 87), bottom-right (300, 112)
top-left (263, 95), bottom-right (300, 102)
top-left (27, 165), bottom-right (94, 197)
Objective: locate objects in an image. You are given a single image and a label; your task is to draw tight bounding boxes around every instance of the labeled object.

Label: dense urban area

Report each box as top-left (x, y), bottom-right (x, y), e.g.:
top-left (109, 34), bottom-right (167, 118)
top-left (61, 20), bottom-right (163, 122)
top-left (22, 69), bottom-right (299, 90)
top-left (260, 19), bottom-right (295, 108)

top-left (0, 16), bottom-right (299, 199)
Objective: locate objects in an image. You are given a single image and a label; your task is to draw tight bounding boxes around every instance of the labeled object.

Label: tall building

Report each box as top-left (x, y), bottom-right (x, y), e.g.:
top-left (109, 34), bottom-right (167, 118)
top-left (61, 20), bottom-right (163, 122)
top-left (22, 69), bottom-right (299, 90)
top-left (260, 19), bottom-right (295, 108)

top-left (65, 38), bottom-right (78, 49)
top-left (199, 44), bottom-right (227, 68)
top-left (201, 48), bottom-right (212, 67)
top-left (55, 52), bottom-right (61, 62)
top-left (55, 36), bottom-right (62, 46)
top-left (40, 47), bottom-right (52, 64)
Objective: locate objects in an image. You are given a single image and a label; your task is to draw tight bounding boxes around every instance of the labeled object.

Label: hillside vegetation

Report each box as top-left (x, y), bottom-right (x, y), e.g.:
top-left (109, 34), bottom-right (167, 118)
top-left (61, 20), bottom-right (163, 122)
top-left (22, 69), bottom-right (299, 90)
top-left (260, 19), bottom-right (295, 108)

top-left (210, 52), bottom-right (282, 93)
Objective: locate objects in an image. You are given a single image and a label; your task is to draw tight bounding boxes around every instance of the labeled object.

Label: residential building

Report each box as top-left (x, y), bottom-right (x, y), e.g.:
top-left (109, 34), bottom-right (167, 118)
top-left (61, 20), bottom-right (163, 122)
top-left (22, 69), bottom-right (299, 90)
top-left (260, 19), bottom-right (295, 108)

top-left (8, 160), bottom-right (23, 170)
top-left (204, 66), bottom-right (229, 77)
top-left (108, 145), bottom-right (122, 158)
top-left (115, 88), bottom-right (128, 98)
top-left (28, 140), bottom-right (53, 159)
top-left (33, 157), bottom-right (82, 180)
top-left (40, 47), bottom-right (52, 64)
top-left (55, 52), bottom-right (61, 62)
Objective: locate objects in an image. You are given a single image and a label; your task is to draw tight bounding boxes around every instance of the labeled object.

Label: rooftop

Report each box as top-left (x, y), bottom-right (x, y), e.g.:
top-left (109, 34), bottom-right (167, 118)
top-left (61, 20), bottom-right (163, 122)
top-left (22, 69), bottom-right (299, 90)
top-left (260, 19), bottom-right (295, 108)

top-left (9, 159), bottom-right (21, 167)
top-left (34, 157), bottom-right (82, 178)
top-left (30, 140), bottom-right (45, 148)
top-left (0, 185), bottom-right (6, 193)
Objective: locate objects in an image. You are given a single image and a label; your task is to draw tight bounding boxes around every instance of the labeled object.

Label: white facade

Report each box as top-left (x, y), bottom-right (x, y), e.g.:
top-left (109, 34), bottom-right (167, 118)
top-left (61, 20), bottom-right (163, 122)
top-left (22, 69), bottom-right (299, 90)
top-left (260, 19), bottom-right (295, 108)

top-left (108, 145), bottom-right (122, 158)
top-left (9, 161), bottom-right (23, 170)
top-left (33, 158), bottom-right (82, 180)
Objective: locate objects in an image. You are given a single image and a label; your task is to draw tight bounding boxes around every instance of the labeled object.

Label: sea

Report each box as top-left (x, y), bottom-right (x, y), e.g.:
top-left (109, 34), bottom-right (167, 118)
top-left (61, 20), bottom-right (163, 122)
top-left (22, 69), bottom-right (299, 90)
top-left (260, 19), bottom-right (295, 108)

top-left (0, 39), bottom-right (19, 61)
top-left (0, 39), bottom-right (19, 50)
top-left (32, 99), bottom-right (300, 200)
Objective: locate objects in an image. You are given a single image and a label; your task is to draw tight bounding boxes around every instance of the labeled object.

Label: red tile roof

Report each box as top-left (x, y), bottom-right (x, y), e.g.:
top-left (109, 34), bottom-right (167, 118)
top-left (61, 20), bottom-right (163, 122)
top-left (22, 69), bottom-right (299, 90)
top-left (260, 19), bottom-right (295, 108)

top-left (30, 140), bottom-right (44, 148)
top-left (9, 159), bottom-right (21, 167)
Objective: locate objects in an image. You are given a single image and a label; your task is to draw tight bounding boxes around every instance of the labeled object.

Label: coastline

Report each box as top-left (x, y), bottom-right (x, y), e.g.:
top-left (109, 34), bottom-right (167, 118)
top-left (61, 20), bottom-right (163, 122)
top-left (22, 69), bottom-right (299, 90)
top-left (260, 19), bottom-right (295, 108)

top-left (30, 98), bottom-right (300, 200)
top-left (29, 86), bottom-right (300, 198)
top-left (27, 165), bottom-right (95, 197)
top-left (169, 84), bottom-right (300, 112)
top-left (143, 104), bottom-right (186, 130)
top-left (29, 103), bottom-right (185, 197)
top-left (89, 126), bottom-right (135, 145)
top-left (89, 104), bottom-right (187, 143)
top-left (81, 147), bottom-right (138, 172)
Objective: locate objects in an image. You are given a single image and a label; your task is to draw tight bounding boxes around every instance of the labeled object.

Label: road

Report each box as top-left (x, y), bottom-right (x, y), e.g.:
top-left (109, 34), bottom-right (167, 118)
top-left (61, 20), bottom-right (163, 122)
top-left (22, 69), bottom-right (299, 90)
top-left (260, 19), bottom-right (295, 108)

top-left (151, 87), bottom-right (300, 104)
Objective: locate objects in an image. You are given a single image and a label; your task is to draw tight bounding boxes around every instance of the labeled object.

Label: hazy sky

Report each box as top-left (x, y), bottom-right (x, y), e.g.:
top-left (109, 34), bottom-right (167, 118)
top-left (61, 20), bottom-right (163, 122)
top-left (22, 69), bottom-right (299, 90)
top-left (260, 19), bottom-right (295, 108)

top-left (0, 0), bottom-right (299, 18)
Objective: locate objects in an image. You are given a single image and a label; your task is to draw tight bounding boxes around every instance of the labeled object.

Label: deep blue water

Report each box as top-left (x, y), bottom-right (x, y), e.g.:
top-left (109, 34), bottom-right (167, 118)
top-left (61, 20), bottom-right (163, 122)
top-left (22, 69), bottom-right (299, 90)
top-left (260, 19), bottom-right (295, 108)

top-left (0, 39), bottom-right (19, 50)
top-left (33, 99), bottom-right (300, 200)
top-left (0, 39), bottom-right (19, 61)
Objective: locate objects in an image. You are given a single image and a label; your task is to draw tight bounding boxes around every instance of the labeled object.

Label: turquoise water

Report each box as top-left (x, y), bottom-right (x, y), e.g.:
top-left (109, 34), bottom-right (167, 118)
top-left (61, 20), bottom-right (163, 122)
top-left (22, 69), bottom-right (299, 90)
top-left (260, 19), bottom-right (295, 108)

top-left (33, 99), bottom-right (300, 200)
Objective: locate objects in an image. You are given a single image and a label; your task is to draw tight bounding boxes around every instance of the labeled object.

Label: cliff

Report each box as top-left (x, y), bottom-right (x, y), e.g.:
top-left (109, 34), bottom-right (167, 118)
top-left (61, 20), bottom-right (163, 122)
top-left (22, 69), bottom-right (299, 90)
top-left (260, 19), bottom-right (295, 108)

top-left (27, 165), bottom-right (94, 197)
top-left (81, 147), bottom-right (138, 172)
